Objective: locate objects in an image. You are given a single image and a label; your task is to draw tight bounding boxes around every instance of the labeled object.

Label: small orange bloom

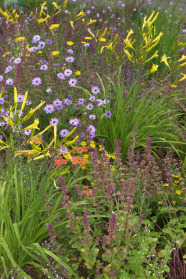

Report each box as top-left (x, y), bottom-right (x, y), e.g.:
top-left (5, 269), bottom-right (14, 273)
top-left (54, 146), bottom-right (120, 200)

top-left (54, 156), bottom-right (68, 167)
top-left (30, 136), bottom-right (40, 145)
top-left (75, 147), bottom-right (88, 153)
top-left (71, 156), bottom-right (86, 166)
top-left (82, 186), bottom-right (92, 197)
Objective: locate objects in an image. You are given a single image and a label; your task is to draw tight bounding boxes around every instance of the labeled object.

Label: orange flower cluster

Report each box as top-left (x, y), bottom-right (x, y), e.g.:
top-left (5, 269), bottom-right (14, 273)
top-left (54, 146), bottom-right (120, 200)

top-left (71, 156), bottom-right (86, 166)
top-left (54, 155), bottom-right (68, 167)
top-left (82, 186), bottom-right (92, 197)
top-left (75, 146), bottom-right (88, 153)
top-left (30, 136), bottom-right (40, 145)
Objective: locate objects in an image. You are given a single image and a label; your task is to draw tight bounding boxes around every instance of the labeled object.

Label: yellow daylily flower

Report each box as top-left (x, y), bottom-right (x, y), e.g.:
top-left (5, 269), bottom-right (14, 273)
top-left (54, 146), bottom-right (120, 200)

top-left (99, 38), bottom-right (106, 42)
top-left (178, 62), bottom-right (186, 67)
top-left (49, 24), bottom-right (60, 30)
top-left (126, 29), bottom-right (134, 40)
top-left (22, 101), bottom-right (45, 122)
top-left (84, 37), bottom-right (92, 40)
top-left (145, 50), bottom-right (158, 63)
top-left (67, 41), bottom-right (74, 46)
top-left (14, 87), bottom-right (18, 103)
top-left (76, 11), bottom-right (86, 19)
top-left (161, 54), bottom-right (171, 70)
top-left (124, 38), bottom-right (135, 50)
top-left (70, 21), bottom-right (74, 30)
top-left (33, 151), bottom-right (51, 160)
top-left (23, 118), bottom-right (40, 131)
top-left (178, 73), bottom-right (186, 82)
top-left (150, 64), bottom-right (158, 73)
top-left (87, 18), bottom-right (97, 25)
top-left (20, 91), bottom-right (28, 114)
top-left (2, 116), bottom-right (14, 126)
top-left (15, 150), bottom-right (39, 156)
top-left (52, 51), bottom-right (60, 56)
top-left (124, 49), bottom-right (135, 63)
top-left (52, 1), bottom-right (59, 9)
top-left (15, 37), bottom-right (26, 42)
top-left (177, 55), bottom-right (186, 63)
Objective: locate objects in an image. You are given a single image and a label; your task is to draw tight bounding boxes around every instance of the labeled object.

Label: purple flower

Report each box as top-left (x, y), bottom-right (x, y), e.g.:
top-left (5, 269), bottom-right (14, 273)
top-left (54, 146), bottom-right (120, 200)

top-left (68, 94), bottom-right (72, 99)
top-left (169, 1), bottom-right (173, 5)
top-left (0, 121), bottom-right (6, 126)
top-left (65, 56), bottom-right (75, 62)
top-left (46, 39), bottom-right (52, 45)
top-left (69, 118), bottom-right (80, 127)
top-left (32, 35), bottom-right (41, 42)
top-left (0, 75), bottom-right (4, 82)
top-left (0, 135), bottom-right (2, 140)
top-left (28, 46), bottom-right (37, 52)
top-left (5, 66), bottom-right (13, 74)
top-left (50, 118), bottom-right (59, 126)
top-left (64, 69), bottom-right (72, 77)
top-left (73, 104), bottom-right (79, 110)
top-left (86, 125), bottom-right (96, 138)
top-left (87, 10), bottom-right (90, 14)
top-left (53, 99), bottom-right (62, 108)
top-left (0, 97), bottom-right (5, 105)
top-left (17, 94), bottom-right (24, 102)
top-left (67, 49), bottom-right (73, 54)
top-left (46, 88), bottom-right (52, 93)
top-left (40, 64), bottom-right (48, 71)
top-left (65, 10), bottom-right (69, 14)
top-left (38, 41), bottom-right (46, 49)
top-left (84, 43), bottom-right (90, 47)
top-left (14, 58), bottom-right (21, 64)
top-left (105, 111), bottom-right (112, 118)
top-left (59, 145), bottom-right (69, 155)
top-left (64, 99), bottom-right (72, 106)
top-left (6, 78), bottom-right (14, 85)
top-left (60, 129), bottom-right (70, 137)
top-left (86, 103), bottom-right (93, 110)
top-left (57, 73), bottom-right (65, 80)
top-left (68, 78), bottom-right (77, 87)
top-left (26, 100), bottom-right (32, 105)
top-left (32, 77), bottom-right (42, 86)
top-left (44, 104), bottom-right (55, 114)
top-left (40, 59), bottom-right (47, 65)
top-left (89, 96), bottom-right (95, 101)
top-left (79, 133), bottom-right (85, 138)
top-left (78, 98), bottom-right (85, 105)
top-left (54, 63), bottom-right (60, 67)
top-left (89, 114), bottom-right (96, 120)
top-left (96, 99), bottom-right (103, 106)
top-left (91, 86), bottom-right (100, 95)
top-left (24, 129), bottom-right (32, 136)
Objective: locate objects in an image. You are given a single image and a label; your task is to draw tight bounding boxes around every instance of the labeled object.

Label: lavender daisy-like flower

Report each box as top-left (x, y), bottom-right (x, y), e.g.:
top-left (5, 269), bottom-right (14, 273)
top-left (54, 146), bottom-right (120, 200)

top-left (89, 96), bottom-right (95, 101)
top-left (53, 99), bottom-right (62, 108)
top-left (59, 145), bottom-right (69, 155)
top-left (46, 88), bottom-right (52, 93)
top-left (5, 66), bottom-right (13, 74)
top-left (0, 75), bottom-right (4, 82)
top-left (87, 125), bottom-right (96, 138)
top-left (0, 121), bottom-right (6, 126)
top-left (68, 78), bottom-right (77, 87)
top-left (26, 100), bottom-right (32, 105)
top-left (64, 69), bottom-right (72, 77)
top-left (0, 97), bottom-right (5, 105)
top-left (69, 118), bottom-right (80, 127)
top-left (89, 114), bottom-right (96, 120)
top-left (84, 43), bottom-right (90, 47)
top-left (46, 39), bottom-right (52, 45)
top-left (59, 129), bottom-right (70, 137)
top-left (78, 98), bottom-right (85, 105)
top-left (73, 104), bottom-right (79, 110)
top-left (64, 99), bottom-right (72, 106)
top-left (32, 77), bottom-right (42, 86)
top-left (6, 78), bottom-right (14, 85)
top-left (67, 49), bottom-right (73, 54)
top-left (105, 111), bottom-right (112, 118)
top-left (57, 73), bottom-right (65, 80)
top-left (44, 104), bottom-right (54, 114)
top-left (96, 99), bottom-right (103, 106)
top-left (14, 58), bottom-right (21, 64)
top-left (86, 103), bottom-right (93, 110)
top-left (32, 35), bottom-right (41, 42)
top-left (28, 46), bottom-right (37, 52)
top-left (50, 118), bottom-right (59, 127)
top-left (65, 56), bottom-right (75, 62)
top-left (79, 132), bottom-right (85, 138)
top-left (24, 129), bottom-right (32, 136)
top-left (40, 64), bottom-right (48, 71)
top-left (17, 94), bottom-right (24, 102)
top-left (38, 41), bottom-right (46, 49)
top-left (91, 86), bottom-right (100, 95)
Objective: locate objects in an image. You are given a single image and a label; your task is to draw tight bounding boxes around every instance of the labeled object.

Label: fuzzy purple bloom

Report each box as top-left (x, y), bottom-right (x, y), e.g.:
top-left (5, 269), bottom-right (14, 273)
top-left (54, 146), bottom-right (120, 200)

top-left (44, 104), bottom-right (55, 114)
top-left (32, 77), bottom-right (42, 86)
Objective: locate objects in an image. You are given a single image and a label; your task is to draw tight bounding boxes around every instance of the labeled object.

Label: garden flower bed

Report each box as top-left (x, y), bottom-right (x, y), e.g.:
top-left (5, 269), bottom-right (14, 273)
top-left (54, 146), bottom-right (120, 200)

top-left (0, 0), bottom-right (185, 278)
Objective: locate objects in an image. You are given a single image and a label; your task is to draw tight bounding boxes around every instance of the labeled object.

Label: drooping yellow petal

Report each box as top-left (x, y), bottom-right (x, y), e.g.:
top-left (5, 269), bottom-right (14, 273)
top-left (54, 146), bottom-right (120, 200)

top-left (177, 55), bottom-right (186, 63)
top-left (178, 61), bottom-right (186, 67)
top-left (14, 87), bottom-right (18, 103)
top-left (149, 64), bottom-right (158, 73)
top-left (87, 18), bottom-right (97, 26)
top-left (145, 50), bottom-right (158, 63)
top-left (70, 21), bottom-right (74, 30)
top-left (22, 101), bottom-right (45, 122)
top-left (20, 91), bottom-right (28, 114)
top-left (126, 29), bottom-right (134, 40)
top-left (161, 54), bottom-right (171, 70)
top-left (124, 38), bottom-right (135, 50)
top-left (49, 24), bottom-right (60, 30)
top-left (2, 116), bottom-right (14, 126)
top-left (23, 118), bottom-right (40, 131)
top-left (124, 49), bottom-right (135, 63)
top-left (33, 151), bottom-right (51, 160)
top-left (76, 11), bottom-right (86, 19)
top-left (178, 73), bottom-right (186, 82)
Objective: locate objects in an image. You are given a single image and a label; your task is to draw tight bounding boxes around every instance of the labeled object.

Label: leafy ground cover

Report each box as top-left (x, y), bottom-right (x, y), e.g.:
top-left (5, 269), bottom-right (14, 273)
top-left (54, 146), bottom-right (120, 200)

top-left (0, 0), bottom-right (185, 278)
